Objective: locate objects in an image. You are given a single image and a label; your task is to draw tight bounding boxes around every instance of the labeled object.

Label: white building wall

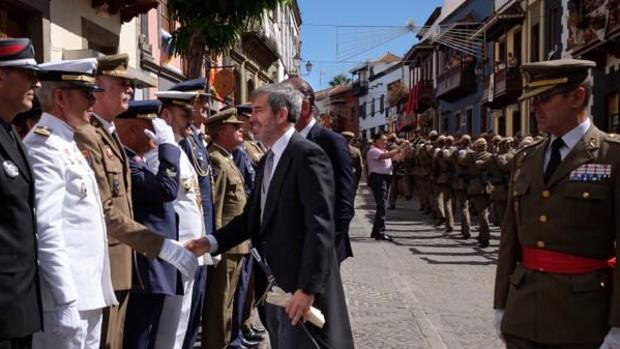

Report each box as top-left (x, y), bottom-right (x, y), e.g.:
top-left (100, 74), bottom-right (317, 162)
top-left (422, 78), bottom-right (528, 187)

top-left (359, 64), bottom-right (405, 137)
top-left (49, 0), bottom-right (121, 61)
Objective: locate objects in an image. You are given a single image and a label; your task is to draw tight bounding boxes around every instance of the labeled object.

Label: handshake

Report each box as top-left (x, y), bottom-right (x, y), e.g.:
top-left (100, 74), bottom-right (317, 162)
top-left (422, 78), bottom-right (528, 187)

top-left (158, 237), bottom-right (212, 278)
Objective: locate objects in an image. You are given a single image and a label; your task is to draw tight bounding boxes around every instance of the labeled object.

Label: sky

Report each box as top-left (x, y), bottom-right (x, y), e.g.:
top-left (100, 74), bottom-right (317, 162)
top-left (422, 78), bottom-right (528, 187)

top-left (298, 0), bottom-right (443, 92)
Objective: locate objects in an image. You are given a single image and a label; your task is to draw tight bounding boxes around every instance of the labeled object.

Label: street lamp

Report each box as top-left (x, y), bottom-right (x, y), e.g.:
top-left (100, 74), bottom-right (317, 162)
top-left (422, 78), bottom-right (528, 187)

top-left (293, 52), bottom-right (313, 76)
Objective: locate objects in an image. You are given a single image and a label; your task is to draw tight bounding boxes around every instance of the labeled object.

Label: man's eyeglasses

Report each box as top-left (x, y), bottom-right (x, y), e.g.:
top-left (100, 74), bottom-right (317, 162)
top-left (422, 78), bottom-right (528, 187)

top-left (4, 67), bottom-right (39, 82)
top-left (59, 87), bottom-right (95, 100)
top-left (532, 86), bottom-right (574, 105)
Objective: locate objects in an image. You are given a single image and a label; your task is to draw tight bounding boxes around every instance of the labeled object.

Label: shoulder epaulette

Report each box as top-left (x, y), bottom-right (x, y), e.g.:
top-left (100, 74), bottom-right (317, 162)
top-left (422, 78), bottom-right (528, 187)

top-left (33, 126), bottom-right (51, 137)
top-left (605, 133), bottom-right (620, 144)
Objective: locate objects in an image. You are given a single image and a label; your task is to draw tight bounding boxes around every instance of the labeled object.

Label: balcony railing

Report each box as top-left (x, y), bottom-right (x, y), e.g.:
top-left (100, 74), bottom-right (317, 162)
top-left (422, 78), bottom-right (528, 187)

top-left (416, 79), bottom-right (435, 112)
top-left (352, 80), bottom-right (369, 97)
top-left (436, 61), bottom-right (476, 100)
top-left (491, 67), bottom-right (522, 108)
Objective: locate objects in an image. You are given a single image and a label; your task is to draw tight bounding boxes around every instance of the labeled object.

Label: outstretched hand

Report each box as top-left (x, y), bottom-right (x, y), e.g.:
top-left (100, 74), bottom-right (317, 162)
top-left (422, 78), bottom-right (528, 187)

top-left (184, 237), bottom-right (211, 256)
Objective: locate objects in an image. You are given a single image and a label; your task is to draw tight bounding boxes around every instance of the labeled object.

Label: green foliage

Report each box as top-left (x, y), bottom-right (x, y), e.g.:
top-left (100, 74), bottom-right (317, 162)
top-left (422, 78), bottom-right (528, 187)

top-left (329, 73), bottom-right (352, 87)
top-left (167, 0), bottom-right (289, 56)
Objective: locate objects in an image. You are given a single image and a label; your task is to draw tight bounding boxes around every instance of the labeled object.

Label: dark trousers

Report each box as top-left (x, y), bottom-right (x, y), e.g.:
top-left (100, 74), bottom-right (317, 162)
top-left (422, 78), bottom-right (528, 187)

top-left (368, 173), bottom-right (391, 235)
top-left (229, 255), bottom-right (254, 347)
top-left (0, 336), bottom-right (32, 349)
top-left (504, 334), bottom-right (601, 349)
top-left (263, 304), bottom-right (320, 349)
top-left (182, 266), bottom-right (208, 349)
top-left (123, 293), bottom-right (166, 349)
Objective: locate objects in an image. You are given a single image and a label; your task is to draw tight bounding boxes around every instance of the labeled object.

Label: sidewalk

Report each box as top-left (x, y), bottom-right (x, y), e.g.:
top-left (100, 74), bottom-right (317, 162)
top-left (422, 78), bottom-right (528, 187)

top-left (341, 185), bottom-right (503, 348)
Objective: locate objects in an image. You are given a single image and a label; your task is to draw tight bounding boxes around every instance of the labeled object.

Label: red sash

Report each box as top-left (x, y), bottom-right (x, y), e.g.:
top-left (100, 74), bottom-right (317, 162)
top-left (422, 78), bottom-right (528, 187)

top-left (521, 246), bottom-right (615, 274)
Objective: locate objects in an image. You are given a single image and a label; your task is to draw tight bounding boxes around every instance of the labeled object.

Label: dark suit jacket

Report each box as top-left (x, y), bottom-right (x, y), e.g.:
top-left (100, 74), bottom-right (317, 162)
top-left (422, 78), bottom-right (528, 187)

top-left (127, 145), bottom-right (181, 295)
top-left (214, 131), bottom-right (354, 349)
top-left (0, 121), bottom-right (42, 338)
top-left (306, 123), bottom-right (355, 263)
top-left (179, 125), bottom-right (215, 236)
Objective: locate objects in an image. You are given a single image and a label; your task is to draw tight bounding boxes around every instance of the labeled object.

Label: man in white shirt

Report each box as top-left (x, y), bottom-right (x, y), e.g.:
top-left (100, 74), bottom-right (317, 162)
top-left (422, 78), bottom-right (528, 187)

top-left (26, 59), bottom-right (116, 349)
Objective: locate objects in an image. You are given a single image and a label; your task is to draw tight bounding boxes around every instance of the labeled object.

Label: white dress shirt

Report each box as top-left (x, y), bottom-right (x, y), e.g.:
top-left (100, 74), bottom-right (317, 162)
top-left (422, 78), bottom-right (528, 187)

top-left (298, 117), bottom-right (316, 139)
top-left (24, 113), bottom-right (116, 312)
top-left (544, 117), bottom-right (591, 171)
top-left (206, 126), bottom-right (296, 252)
top-left (93, 113), bottom-right (116, 135)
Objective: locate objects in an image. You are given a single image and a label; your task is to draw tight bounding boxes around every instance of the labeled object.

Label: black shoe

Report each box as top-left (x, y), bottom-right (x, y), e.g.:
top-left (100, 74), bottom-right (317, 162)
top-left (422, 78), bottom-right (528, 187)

top-left (459, 233), bottom-right (470, 239)
top-left (374, 233), bottom-right (393, 241)
top-left (242, 328), bottom-right (264, 342)
top-left (240, 337), bottom-right (260, 348)
top-left (446, 227), bottom-right (454, 233)
top-left (479, 240), bottom-right (490, 248)
top-left (388, 205), bottom-right (396, 210)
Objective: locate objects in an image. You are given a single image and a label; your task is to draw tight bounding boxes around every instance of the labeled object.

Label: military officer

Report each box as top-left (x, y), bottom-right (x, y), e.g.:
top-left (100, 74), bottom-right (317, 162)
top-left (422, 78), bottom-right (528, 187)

top-left (342, 130), bottom-right (364, 196)
top-left (150, 91), bottom-right (212, 349)
top-left (229, 104), bottom-right (266, 349)
top-left (431, 135), bottom-right (448, 226)
top-left (0, 38), bottom-right (43, 349)
top-left (115, 100), bottom-right (182, 349)
top-left (169, 78), bottom-right (216, 349)
top-left (451, 135), bottom-right (473, 238)
top-left (462, 137), bottom-right (493, 247)
top-left (202, 108), bottom-right (253, 349)
top-left (73, 54), bottom-right (197, 349)
top-left (494, 59), bottom-right (620, 348)
top-left (26, 58), bottom-right (117, 349)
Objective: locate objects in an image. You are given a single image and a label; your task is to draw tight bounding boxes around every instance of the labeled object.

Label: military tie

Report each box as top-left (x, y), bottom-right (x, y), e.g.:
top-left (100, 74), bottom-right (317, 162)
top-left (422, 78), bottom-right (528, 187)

top-left (544, 138), bottom-right (565, 184)
top-left (260, 150), bottom-right (274, 224)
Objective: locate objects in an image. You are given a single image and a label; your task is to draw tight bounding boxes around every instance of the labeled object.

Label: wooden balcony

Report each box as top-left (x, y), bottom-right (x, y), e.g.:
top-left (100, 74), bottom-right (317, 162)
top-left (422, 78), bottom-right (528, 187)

top-left (352, 80), bottom-right (369, 97)
top-left (416, 80), bottom-right (436, 112)
top-left (436, 61), bottom-right (476, 101)
top-left (491, 67), bottom-right (522, 108)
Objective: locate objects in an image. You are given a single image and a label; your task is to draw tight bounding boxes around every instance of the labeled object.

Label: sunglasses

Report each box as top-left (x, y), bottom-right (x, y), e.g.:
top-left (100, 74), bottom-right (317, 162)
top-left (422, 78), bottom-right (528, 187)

top-left (532, 86), bottom-right (575, 105)
top-left (4, 67), bottom-right (39, 81)
top-left (59, 87), bottom-right (95, 99)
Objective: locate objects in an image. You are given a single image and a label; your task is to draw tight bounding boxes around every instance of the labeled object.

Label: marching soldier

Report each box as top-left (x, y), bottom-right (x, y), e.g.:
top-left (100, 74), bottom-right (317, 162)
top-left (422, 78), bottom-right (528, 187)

top-left (494, 59), bottom-right (620, 348)
top-left (203, 108), bottom-right (252, 349)
top-left (432, 135), bottom-right (447, 226)
top-left (462, 137), bottom-right (493, 247)
top-left (452, 135), bottom-right (473, 238)
top-left (487, 138), bottom-right (515, 225)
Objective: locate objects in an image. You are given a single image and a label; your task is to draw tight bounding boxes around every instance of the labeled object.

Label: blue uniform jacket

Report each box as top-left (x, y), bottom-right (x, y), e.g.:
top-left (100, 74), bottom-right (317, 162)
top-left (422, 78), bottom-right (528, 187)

top-left (232, 145), bottom-right (255, 196)
top-left (126, 144), bottom-right (182, 295)
top-left (179, 125), bottom-right (215, 235)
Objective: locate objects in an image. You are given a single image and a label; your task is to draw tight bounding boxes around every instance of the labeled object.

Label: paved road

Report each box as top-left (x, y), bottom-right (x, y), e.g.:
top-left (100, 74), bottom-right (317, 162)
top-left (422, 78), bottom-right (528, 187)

top-left (197, 184), bottom-right (503, 348)
top-left (341, 186), bottom-right (504, 349)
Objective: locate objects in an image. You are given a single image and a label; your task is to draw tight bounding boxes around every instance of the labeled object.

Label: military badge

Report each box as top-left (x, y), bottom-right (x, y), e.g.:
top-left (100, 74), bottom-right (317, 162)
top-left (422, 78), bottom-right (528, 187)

top-left (570, 163), bottom-right (611, 182)
top-left (33, 126), bottom-right (51, 137)
top-left (81, 150), bottom-right (93, 167)
top-left (105, 147), bottom-right (114, 159)
top-left (2, 160), bottom-right (19, 178)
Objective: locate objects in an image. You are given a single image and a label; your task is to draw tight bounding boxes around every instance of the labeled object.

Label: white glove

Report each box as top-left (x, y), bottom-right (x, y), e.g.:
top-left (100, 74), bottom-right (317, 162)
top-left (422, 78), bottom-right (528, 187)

top-left (158, 239), bottom-right (198, 278)
top-left (494, 309), bottom-right (505, 343)
top-left (48, 302), bottom-right (80, 338)
top-left (145, 118), bottom-right (176, 146)
top-left (600, 327), bottom-right (620, 349)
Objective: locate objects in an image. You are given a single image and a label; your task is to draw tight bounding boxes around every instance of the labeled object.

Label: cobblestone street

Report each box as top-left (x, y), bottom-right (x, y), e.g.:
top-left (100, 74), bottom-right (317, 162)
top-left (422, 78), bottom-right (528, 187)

top-left (342, 185), bottom-right (504, 349)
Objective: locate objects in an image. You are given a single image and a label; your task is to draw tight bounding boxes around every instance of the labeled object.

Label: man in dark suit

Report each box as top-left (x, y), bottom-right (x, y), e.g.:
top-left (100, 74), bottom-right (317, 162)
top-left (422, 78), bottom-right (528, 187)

top-left (115, 100), bottom-right (182, 349)
top-left (284, 78), bottom-right (355, 265)
top-left (187, 84), bottom-right (354, 349)
top-left (0, 38), bottom-right (43, 349)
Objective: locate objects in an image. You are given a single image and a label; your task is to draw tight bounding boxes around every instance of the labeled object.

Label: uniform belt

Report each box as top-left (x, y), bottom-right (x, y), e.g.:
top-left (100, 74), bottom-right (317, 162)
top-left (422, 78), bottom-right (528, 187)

top-left (521, 246), bottom-right (615, 274)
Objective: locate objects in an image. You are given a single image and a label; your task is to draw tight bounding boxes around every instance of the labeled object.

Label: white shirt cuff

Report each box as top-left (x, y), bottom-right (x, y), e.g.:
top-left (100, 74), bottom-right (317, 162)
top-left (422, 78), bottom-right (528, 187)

top-left (206, 235), bottom-right (218, 254)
